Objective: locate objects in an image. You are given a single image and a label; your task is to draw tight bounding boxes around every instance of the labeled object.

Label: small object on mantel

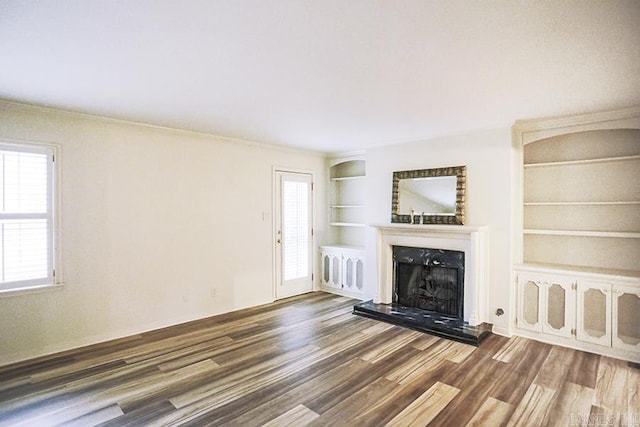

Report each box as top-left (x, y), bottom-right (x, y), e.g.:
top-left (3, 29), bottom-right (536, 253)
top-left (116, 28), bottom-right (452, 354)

top-left (410, 209), bottom-right (415, 224)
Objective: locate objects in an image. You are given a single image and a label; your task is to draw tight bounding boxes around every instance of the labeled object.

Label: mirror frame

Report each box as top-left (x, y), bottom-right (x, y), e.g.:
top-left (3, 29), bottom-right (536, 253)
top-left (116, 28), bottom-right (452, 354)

top-left (391, 165), bottom-right (466, 225)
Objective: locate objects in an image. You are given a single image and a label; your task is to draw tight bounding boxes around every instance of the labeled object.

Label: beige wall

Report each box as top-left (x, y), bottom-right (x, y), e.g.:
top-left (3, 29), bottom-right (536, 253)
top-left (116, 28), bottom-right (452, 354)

top-left (363, 129), bottom-right (513, 334)
top-left (0, 101), bottom-right (327, 366)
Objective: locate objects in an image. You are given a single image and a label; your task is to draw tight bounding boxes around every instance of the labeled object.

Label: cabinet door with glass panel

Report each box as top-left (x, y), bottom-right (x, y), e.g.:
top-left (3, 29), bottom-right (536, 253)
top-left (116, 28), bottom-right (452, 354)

top-left (517, 272), bottom-right (575, 338)
top-left (320, 247), bottom-right (342, 290)
top-left (576, 281), bottom-right (612, 347)
top-left (576, 280), bottom-right (640, 351)
top-left (341, 249), bottom-right (364, 295)
top-left (611, 283), bottom-right (640, 352)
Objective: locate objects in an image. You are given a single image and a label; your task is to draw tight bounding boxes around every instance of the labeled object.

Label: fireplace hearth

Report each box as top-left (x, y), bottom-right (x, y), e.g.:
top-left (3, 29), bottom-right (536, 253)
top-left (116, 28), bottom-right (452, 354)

top-left (352, 300), bottom-right (491, 345)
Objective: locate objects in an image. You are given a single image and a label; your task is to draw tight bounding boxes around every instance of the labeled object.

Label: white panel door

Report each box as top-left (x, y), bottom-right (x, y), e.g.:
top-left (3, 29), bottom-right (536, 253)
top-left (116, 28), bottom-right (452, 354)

top-left (274, 171), bottom-right (313, 299)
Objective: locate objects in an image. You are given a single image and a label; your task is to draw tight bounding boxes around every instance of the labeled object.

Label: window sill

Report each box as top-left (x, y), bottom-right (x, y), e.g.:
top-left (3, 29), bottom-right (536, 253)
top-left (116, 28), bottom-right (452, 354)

top-left (0, 283), bottom-right (65, 298)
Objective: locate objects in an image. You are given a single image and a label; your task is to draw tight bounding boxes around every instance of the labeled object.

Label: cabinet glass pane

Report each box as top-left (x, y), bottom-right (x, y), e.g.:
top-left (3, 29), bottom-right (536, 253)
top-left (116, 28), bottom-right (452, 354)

top-left (332, 257), bottom-right (340, 285)
top-left (346, 259), bottom-right (353, 287)
top-left (617, 292), bottom-right (640, 345)
top-left (323, 255), bottom-right (330, 283)
top-left (547, 284), bottom-right (566, 331)
top-left (356, 260), bottom-right (364, 290)
top-left (583, 289), bottom-right (607, 338)
top-left (523, 280), bottom-right (540, 326)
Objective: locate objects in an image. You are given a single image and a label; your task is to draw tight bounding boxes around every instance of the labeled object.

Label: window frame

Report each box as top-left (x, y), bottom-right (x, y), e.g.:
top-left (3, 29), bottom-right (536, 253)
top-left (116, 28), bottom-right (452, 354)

top-left (0, 140), bottom-right (61, 295)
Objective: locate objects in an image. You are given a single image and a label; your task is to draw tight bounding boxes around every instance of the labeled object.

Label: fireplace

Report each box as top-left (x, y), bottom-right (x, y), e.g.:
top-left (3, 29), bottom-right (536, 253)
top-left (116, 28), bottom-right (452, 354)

top-left (353, 224), bottom-right (492, 345)
top-left (393, 246), bottom-right (464, 318)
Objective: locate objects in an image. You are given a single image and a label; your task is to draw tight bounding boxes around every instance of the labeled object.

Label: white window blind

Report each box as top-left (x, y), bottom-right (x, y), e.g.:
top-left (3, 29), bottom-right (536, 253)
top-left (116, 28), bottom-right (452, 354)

top-left (0, 144), bottom-right (54, 291)
top-left (282, 180), bottom-right (309, 281)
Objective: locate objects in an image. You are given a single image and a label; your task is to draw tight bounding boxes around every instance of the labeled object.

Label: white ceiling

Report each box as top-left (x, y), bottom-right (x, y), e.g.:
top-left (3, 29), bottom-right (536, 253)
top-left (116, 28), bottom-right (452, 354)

top-left (1, 1), bottom-right (639, 153)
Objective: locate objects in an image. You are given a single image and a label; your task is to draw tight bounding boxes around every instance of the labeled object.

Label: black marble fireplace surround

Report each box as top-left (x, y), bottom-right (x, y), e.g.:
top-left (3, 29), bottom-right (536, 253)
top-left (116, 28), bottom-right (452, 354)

top-left (354, 245), bottom-right (491, 345)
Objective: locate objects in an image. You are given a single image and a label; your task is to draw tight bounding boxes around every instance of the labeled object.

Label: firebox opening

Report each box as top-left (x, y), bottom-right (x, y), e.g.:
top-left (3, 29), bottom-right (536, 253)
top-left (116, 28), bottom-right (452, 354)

top-left (393, 246), bottom-right (465, 319)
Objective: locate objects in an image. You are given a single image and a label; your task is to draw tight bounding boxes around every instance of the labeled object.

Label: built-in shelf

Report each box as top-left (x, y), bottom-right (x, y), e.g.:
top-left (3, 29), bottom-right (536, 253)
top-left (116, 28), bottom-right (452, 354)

top-left (330, 222), bottom-right (366, 228)
top-left (514, 108), bottom-right (640, 362)
top-left (517, 117), bottom-right (640, 273)
top-left (515, 262), bottom-right (640, 280)
top-left (524, 229), bottom-right (640, 239)
top-left (328, 157), bottom-right (366, 246)
top-left (524, 201), bottom-right (640, 206)
top-left (326, 155), bottom-right (366, 299)
top-left (524, 154), bottom-right (640, 169)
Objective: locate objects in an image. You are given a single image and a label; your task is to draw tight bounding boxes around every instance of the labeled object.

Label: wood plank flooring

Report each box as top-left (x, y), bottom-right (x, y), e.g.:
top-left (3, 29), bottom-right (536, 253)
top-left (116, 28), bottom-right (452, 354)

top-left (0, 292), bottom-right (638, 426)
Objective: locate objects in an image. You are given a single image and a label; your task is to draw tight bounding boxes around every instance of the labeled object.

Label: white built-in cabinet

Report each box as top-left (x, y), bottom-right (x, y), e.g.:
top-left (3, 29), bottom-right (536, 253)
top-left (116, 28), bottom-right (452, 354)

top-left (513, 107), bottom-right (640, 362)
top-left (320, 245), bottom-right (364, 296)
top-left (577, 281), bottom-right (640, 352)
top-left (516, 267), bottom-right (640, 356)
top-left (320, 155), bottom-right (366, 298)
top-left (517, 272), bottom-right (575, 339)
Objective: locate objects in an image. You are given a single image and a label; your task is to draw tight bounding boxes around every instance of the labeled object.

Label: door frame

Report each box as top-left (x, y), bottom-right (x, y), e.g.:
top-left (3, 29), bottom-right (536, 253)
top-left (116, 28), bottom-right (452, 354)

top-left (272, 167), bottom-right (316, 300)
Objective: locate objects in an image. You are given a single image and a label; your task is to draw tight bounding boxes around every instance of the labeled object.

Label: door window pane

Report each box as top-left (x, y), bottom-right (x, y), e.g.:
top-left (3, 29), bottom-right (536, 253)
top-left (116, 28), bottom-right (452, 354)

top-left (283, 181), bottom-right (309, 281)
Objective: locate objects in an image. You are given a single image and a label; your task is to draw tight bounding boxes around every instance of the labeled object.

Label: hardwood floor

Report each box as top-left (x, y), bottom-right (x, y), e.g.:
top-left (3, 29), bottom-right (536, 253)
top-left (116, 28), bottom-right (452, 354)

top-left (0, 292), bottom-right (638, 426)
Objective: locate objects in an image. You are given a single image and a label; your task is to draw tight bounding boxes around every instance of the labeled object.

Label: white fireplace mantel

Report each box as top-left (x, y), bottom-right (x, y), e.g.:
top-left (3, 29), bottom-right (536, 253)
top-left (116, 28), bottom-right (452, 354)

top-left (372, 223), bottom-right (489, 326)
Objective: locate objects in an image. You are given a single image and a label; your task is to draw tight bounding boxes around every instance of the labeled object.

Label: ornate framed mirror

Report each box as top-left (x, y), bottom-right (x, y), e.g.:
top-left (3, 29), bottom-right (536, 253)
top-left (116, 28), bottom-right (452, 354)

top-left (391, 165), bottom-right (466, 225)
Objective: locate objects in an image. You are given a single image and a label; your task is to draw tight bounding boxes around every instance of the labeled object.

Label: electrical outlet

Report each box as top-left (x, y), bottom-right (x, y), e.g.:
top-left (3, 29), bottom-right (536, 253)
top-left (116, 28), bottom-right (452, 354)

top-left (210, 287), bottom-right (217, 298)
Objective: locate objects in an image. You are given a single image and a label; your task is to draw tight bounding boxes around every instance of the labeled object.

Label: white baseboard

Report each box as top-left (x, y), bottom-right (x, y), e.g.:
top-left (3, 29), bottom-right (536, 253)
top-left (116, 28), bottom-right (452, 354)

top-left (491, 325), bottom-right (512, 338)
top-left (319, 286), bottom-right (365, 300)
top-left (513, 328), bottom-right (640, 364)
